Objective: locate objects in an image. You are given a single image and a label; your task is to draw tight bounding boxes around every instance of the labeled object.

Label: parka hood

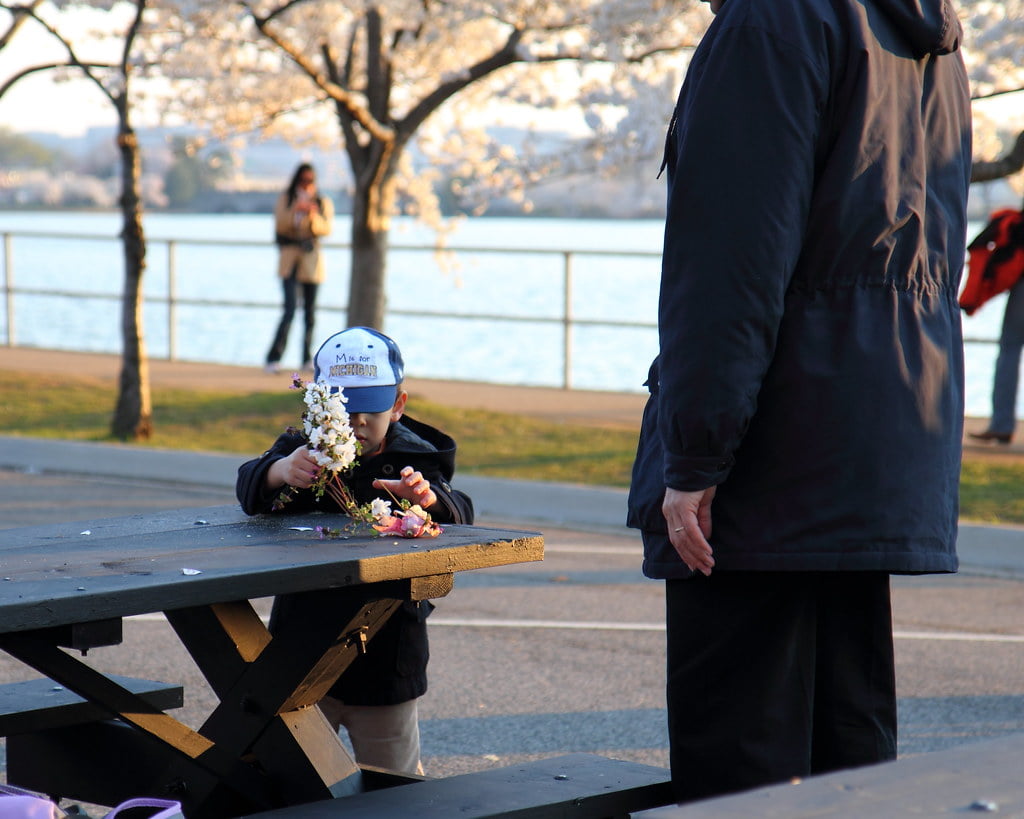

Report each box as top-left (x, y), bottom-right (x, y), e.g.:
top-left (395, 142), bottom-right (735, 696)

top-left (874, 0), bottom-right (963, 56)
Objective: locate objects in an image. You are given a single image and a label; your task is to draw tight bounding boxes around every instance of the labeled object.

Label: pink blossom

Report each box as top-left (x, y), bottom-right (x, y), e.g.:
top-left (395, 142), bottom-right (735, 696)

top-left (372, 507), bottom-right (442, 538)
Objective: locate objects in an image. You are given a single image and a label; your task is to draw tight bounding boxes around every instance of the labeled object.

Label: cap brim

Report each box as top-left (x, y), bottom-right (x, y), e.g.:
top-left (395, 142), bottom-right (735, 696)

top-left (340, 384), bottom-right (398, 414)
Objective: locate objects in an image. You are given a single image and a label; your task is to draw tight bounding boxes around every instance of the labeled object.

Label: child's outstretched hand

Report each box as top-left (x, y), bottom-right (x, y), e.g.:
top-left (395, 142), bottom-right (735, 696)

top-left (374, 466), bottom-right (437, 510)
top-left (268, 447), bottom-right (322, 490)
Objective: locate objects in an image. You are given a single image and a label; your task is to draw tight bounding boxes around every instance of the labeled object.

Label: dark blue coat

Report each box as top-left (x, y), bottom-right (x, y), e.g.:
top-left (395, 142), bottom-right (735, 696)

top-left (628, 0), bottom-right (971, 578)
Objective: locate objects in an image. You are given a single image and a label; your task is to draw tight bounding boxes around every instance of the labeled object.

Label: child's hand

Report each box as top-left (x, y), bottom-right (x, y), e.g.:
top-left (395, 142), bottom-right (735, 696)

top-left (374, 466), bottom-right (437, 510)
top-left (268, 447), bottom-right (321, 490)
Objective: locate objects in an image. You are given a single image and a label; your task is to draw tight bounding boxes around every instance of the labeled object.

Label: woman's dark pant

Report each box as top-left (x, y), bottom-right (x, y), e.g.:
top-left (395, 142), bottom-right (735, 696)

top-left (665, 571), bottom-right (897, 803)
top-left (267, 265), bottom-right (319, 366)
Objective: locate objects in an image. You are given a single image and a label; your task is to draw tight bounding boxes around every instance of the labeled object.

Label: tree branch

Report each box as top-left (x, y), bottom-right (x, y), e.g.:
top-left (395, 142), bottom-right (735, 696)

top-left (365, 6), bottom-right (388, 122)
top-left (0, 0), bottom-right (43, 51)
top-left (397, 26), bottom-right (524, 145)
top-left (972, 86), bottom-right (1024, 102)
top-left (972, 130), bottom-right (1024, 184)
top-left (0, 3), bottom-right (116, 106)
top-left (322, 38), bottom-right (365, 169)
top-left (0, 60), bottom-right (112, 100)
top-left (250, 0), bottom-right (305, 28)
top-left (247, 2), bottom-right (395, 143)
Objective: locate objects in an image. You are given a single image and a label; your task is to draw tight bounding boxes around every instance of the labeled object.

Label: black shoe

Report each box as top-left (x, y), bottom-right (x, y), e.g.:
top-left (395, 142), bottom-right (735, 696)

top-left (968, 430), bottom-right (1012, 444)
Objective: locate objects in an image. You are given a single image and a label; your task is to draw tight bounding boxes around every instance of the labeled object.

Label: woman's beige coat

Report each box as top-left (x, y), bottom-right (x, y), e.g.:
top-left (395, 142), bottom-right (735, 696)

top-left (274, 190), bottom-right (334, 284)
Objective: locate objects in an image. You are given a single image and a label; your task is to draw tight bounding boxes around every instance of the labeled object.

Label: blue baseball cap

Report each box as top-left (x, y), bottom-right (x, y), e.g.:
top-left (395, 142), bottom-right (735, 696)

top-left (313, 326), bottom-right (405, 413)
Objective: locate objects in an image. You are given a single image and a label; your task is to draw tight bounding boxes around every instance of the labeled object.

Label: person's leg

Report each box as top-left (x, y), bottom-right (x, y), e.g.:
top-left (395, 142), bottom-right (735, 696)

top-left (318, 695), bottom-right (424, 775)
top-left (266, 267), bottom-right (299, 366)
top-left (665, 572), bottom-right (816, 803)
top-left (809, 572), bottom-right (897, 774)
top-left (300, 282), bottom-right (319, 368)
top-left (989, 279), bottom-right (1024, 435)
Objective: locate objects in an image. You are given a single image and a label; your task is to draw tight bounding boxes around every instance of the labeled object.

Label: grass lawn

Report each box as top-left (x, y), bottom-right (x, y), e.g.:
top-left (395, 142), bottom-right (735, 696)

top-left (2, 371), bottom-right (1020, 525)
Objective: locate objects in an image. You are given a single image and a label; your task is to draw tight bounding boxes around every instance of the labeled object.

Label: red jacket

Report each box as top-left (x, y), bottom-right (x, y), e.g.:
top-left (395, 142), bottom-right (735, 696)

top-left (959, 209), bottom-right (1024, 315)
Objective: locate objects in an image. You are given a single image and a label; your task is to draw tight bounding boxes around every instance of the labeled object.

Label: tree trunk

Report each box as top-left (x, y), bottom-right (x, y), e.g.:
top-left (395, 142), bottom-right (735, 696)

top-left (346, 183), bottom-right (390, 330)
top-left (110, 125), bottom-right (153, 440)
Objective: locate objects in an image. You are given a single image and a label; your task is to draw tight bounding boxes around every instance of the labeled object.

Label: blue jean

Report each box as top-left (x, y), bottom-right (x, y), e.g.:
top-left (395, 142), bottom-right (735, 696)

top-left (266, 265), bottom-right (319, 366)
top-left (989, 277), bottom-right (1024, 435)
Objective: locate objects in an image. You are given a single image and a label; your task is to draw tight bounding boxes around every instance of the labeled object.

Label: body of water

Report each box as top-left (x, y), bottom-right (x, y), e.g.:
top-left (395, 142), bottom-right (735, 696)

top-left (0, 210), bottom-right (1009, 419)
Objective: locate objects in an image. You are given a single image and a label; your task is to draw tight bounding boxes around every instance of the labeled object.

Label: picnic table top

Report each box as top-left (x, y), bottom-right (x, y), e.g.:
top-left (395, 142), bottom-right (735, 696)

top-left (0, 504), bottom-right (544, 633)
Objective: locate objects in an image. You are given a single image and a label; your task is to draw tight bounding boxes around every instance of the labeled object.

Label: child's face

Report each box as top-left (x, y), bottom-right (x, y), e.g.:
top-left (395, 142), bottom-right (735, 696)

top-left (350, 391), bottom-right (407, 458)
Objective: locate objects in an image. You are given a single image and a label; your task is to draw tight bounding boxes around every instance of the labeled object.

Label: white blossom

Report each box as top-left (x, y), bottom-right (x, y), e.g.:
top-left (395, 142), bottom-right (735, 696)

top-left (301, 381), bottom-right (358, 477)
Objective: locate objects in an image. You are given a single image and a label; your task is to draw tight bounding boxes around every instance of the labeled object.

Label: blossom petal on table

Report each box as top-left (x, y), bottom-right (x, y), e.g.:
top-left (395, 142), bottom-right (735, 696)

top-left (289, 526), bottom-right (315, 531)
top-left (182, 568), bottom-right (202, 576)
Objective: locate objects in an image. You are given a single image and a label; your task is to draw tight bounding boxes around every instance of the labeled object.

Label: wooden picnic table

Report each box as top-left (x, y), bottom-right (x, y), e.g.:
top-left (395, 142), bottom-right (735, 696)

top-left (0, 504), bottom-right (543, 817)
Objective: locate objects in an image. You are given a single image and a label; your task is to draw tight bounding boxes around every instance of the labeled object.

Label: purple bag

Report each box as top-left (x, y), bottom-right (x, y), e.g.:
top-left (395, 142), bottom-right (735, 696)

top-left (103, 798), bottom-right (183, 819)
top-left (0, 787), bottom-right (182, 819)
top-left (0, 786), bottom-right (65, 819)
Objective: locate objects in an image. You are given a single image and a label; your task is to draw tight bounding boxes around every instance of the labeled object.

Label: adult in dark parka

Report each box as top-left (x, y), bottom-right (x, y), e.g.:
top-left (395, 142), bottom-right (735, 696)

top-left (627, 0), bottom-right (972, 802)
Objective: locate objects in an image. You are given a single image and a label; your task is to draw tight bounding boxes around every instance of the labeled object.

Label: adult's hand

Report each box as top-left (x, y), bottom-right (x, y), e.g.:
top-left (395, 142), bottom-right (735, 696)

top-left (662, 486), bottom-right (717, 576)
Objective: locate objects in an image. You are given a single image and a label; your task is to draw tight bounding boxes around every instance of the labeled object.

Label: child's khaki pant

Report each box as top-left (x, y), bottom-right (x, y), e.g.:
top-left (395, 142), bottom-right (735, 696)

top-left (318, 695), bottom-right (424, 776)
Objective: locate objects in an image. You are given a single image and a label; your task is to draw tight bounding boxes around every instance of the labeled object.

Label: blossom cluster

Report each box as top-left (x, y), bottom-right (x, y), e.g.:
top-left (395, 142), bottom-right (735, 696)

top-left (372, 503), bottom-right (443, 538)
top-left (277, 375), bottom-right (441, 539)
top-left (299, 378), bottom-right (358, 497)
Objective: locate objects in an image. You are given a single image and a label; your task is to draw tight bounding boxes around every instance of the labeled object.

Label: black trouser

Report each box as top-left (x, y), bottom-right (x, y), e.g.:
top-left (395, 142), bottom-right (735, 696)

top-left (665, 571), bottom-right (897, 803)
top-left (267, 264), bottom-right (319, 366)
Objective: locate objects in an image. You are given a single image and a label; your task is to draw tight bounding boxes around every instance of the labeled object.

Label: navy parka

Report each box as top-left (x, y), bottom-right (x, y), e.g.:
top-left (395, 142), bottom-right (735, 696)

top-left (628, 0), bottom-right (972, 578)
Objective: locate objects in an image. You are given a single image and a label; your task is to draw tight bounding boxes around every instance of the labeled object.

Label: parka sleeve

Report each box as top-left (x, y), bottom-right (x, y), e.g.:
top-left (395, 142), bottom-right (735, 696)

top-left (430, 482), bottom-right (474, 525)
top-left (658, 21), bottom-right (826, 492)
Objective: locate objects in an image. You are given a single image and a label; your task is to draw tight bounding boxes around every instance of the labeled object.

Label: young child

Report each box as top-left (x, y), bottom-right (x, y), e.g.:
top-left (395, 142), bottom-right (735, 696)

top-left (236, 326), bottom-right (473, 775)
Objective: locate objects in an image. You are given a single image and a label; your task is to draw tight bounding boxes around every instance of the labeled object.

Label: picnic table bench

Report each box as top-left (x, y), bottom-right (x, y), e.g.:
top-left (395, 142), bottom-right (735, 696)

top-left (241, 753), bottom-right (673, 818)
top-left (0, 675), bottom-right (186, 806)
top-left (633, 731), bottom-right (1024, 817)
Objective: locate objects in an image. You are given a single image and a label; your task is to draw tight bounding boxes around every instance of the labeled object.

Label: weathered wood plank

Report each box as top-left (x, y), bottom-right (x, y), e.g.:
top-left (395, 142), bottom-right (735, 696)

top-left (634, 732), bottom-right (1024, 817)
top-left (0, 674), bottom-right (183, 736)
top-left (239, 753), bottom-right (674, 818)
top-left (0, 505), bottom-right (543, 632)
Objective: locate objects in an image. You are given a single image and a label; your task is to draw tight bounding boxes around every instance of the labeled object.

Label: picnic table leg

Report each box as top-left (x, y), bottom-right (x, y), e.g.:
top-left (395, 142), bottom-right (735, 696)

top-left (158, 585), bottom-right (407, 816)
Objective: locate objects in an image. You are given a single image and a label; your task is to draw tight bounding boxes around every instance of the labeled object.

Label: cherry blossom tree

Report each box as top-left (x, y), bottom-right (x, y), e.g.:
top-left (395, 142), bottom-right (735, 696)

top-left (0, 0), bottom-right (154, 439)
top-left (150, 0), bottom-right (713, 329)
top-left (146, 0), bottom-right (1024, 328)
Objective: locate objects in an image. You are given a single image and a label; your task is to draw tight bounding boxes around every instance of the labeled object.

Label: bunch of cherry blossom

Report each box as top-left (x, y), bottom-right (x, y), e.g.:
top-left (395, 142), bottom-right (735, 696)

top-left (279, 375), bottom-right (442, 539)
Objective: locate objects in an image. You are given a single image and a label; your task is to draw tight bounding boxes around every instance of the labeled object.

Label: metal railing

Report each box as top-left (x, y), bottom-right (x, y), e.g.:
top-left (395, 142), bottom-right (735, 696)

top-left (1, 229), bottom-right (662, 390)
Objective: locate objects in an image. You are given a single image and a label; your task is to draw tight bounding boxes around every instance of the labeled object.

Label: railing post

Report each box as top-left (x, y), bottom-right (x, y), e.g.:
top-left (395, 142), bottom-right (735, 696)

top-left (563, 250), bottom-right (573, 390)
top-left (3, 233), bottom-right (12, 348)
top-left (167, 240), bottom-right (177, 361)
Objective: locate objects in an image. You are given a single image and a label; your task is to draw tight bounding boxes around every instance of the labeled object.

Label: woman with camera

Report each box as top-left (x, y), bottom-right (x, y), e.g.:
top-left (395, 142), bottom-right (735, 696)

top-left (265, 163), bottom-right (335, 373)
